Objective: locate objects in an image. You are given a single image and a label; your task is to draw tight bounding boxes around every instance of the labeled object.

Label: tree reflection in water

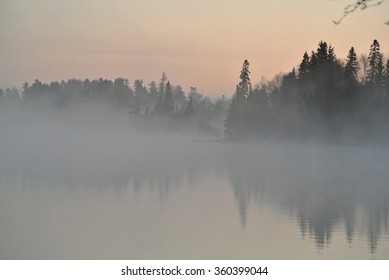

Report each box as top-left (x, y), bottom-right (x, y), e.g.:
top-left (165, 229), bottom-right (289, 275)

top-left (226, 143), bottom-right (389, 253)
top-left (1, 138), bottom-right (389, 254)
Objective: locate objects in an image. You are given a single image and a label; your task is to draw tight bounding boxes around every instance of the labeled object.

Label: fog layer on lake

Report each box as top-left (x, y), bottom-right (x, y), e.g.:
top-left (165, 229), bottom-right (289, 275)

top-left (1, 103), bottom-right (389, 259)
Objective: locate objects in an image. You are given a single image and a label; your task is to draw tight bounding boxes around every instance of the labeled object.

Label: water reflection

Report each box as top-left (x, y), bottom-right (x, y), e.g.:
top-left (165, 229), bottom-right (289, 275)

top-left (225, 144), bottom-right (389, 253)
top-left (1, 139), bottom-right (389, 258)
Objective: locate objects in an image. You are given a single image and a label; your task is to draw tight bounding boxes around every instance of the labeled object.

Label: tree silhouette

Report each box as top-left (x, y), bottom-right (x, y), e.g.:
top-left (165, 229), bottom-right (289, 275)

top-left (343, 47), bottom-right (360, 122)
top-left (345, 47), bottom-right (359, 85)
top-left (225, 60), bottom-right (252, 140)
top-left (154, 72), bottom-right (168, 114)
top-left (163, 81), bottom-right (174, 113)
top-left (239, 59), bottom-right (252, 97)
top-left (367, 39), bottom-right (384, 94)
top-left (298, 52), bottom-right (310, 80)
top-left (173, 85), bottom-right (187, 112)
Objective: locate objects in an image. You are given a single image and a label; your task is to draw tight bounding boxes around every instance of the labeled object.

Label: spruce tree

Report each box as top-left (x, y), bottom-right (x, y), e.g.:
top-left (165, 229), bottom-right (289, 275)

top-left (154, 72), bottom-right (168, 114)
top-left (367, 39), bottom-right (384, 93)
top-left (224, 60), bottom-right (251, 140)
top-left (316, 41), bottom-right (329, 64)
top-left (298, 52), bottom-right (310, 80)
top-left (164, 81), bottom-right (174, 113)
top-left (239, 59), bottom-right (252, 97)
top-left (297, 52), bottom-right (313, 124)
top-left (343, 47), bottom-right (359, 122)
top-left (148, 81), bottom-right (158, 97)
top-left (345, 47), bottom-right (359, 85)
top-left (328, 44), bottom-right (336, 63)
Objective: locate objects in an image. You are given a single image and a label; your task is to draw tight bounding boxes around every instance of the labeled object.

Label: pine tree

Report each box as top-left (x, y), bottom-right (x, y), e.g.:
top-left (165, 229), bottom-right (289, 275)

top-left (297, 52), bottom-right (313, 123)
top-left (130, 80), bottom-right (148, 114)
top-left (345, 47), bottom-right (359, 85)
top-left (316, 41), bottom-right (329, 64)
top-left (298, 52), bottom-right (310, 80)
top-left (163, 81), bottom-right (174, 113)
top-left (239, 59), bottom-right (252, 97)
top-left (328, 44), bottom-right (336, 63)
top-left (224, 60), bottom-right (251, 140)
top-left (367, 39), bottom-right (384, 93)
top-left (154, 72), bottom-right (168, 113)
top-left (173, 85), bottom-right (186, 112)
top-left (158, 72), bottom-right (167, 94)
top-left (343, 47), bottom-right (360, 122)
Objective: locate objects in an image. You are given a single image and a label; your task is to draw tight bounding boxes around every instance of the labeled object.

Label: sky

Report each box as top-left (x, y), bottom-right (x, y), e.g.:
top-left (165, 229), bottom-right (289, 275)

top-left (1, 0), bottom-right (388, 97)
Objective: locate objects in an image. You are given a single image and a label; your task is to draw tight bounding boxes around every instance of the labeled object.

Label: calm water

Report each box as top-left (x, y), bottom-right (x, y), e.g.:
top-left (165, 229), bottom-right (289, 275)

top-left (1, 131), bottom-right (389, 259)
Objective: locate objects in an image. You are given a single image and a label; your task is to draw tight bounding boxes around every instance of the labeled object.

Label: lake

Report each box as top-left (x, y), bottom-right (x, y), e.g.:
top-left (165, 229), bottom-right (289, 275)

top-left (1, 127), bottom-right (389, 259)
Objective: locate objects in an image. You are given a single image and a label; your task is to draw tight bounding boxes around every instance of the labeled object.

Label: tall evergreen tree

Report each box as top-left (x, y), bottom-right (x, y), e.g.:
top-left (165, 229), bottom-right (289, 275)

top-left (367, 39), bottom-right (384, 93)
top-left (316, 41), bottom-right (329, 64)
top-left (147, 81), bottom-right (157, 98)
top-left (163, 81), bottom-right (174, 113)
top-left (158, 72), bottom-right (167, 94)
top-left (113, 77), bottom-right (131, 107)
top-left (297, 52), bottom-right (314, 123)
top-left (130, 79), bottom-right (148, 114)
top-left (298, 52), bottom-right (310, 80)
top-left (328, 44), bottom-right (336, 63)
top-left (134, 80), bottom-right (147, 97)
top-left (345, 47), bottom-right (359, 84)
top-left (343, 47), bottom-right (360, 123)
top-left (173, 85), bottom-right (186, 112)
top-left (225, 60), bottom-right (251, 140)
top-left (154, 72), bottom-right (168, 113)
top-left (239, 59), bottom-right (252, 97)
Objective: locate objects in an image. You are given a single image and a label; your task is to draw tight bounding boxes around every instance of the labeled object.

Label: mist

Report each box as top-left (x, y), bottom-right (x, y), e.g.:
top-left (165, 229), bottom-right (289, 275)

top-left (1, 38), bottom-right (389, 259)
top-left (1, 94), bottom-right (389, 259)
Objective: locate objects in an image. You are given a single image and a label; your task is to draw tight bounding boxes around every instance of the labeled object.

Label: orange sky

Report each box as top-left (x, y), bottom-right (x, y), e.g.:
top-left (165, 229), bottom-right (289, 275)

top-left (1, 0), bottom-right (388, 96)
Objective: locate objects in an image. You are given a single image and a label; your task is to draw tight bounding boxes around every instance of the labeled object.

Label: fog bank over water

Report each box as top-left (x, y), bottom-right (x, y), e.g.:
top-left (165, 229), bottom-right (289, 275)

top-left (1, 102), bottom-right (389, 259)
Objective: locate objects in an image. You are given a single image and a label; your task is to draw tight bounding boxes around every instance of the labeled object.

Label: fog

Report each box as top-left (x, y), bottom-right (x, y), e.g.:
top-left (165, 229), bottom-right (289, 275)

top-left (1, 39), bottom-right (389, 259)
top-left (1, 97), bottom-right (389, 259)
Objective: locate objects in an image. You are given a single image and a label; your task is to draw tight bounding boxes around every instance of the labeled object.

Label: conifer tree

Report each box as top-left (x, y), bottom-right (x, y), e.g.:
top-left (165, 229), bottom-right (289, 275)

top-left (367, 39), bottom-right (384, 93)
top-left (154, 72), bottom-right (168, 113)
top-left (343, 47), bottom-right (360, 121)
top-left (316, 41), bottom-right (329, 64)
top-left (345, 47), bottom-right (359, 85)
top-left (328, 44), bottom-right (336, 63)
top-left (163, 81), bottom-right (174, 113)
top-left (298, 52), bottom-right (310, 80)
top-left (224, 60), bottom-right (251, 140)
top-left (239, 59), bottom-right (252, 97)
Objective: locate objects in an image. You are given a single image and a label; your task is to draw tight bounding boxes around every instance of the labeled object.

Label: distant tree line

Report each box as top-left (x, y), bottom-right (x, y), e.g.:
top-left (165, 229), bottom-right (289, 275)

top-left (225, 39), bottom-right (389, 143)
top-left (0, 73), bottom-right (229, 137)
top-left (2, 39), bottom-right (388, 142)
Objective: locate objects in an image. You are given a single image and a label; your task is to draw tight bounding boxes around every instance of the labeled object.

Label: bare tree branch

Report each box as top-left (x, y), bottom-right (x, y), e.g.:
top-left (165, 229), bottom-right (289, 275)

top-left (333, 0), bottom-right (387, 25)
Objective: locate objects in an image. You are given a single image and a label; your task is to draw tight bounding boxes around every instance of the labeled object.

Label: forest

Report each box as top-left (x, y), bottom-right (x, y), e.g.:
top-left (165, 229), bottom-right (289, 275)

top-left (1, 39), bottom-right (389, 143)
top-left (226, 39), bottom-right (389, 143)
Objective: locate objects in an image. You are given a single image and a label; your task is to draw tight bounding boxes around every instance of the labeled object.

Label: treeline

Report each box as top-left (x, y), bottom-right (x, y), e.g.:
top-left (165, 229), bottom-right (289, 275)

top-left (2, 39), bottom-right (389, 142)
top-left (0, 73), bottom-right (229, 136)
top-left (225, 40), bottom-right (389, 143)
